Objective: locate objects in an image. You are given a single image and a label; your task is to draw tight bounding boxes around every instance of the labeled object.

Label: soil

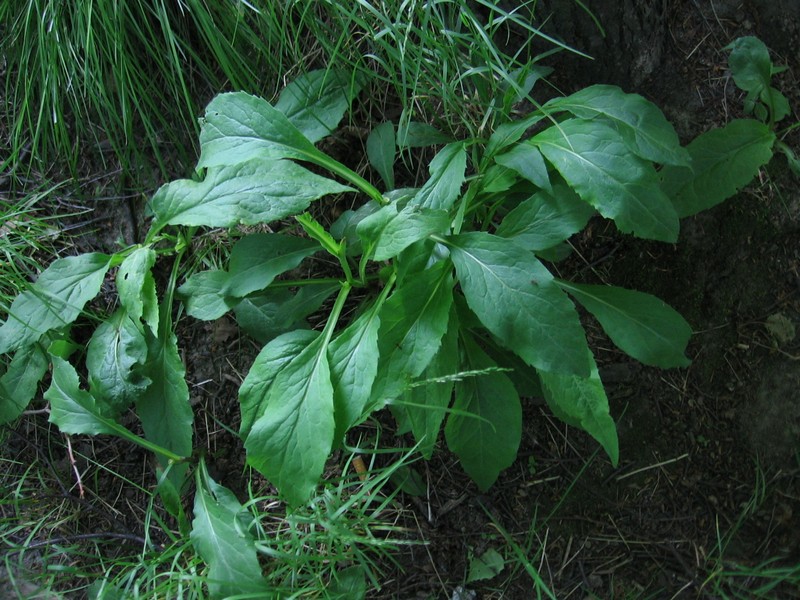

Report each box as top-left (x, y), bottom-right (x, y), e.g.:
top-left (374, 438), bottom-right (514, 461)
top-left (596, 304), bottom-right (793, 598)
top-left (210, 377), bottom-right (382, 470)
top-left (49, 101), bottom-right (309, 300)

top-left (3, 1), bottom-right (799, 599)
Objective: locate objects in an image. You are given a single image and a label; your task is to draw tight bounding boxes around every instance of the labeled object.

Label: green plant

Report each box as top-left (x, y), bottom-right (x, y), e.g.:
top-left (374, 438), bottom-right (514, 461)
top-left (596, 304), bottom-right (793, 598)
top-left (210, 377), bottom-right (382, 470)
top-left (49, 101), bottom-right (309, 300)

top-left (0, 37), bottom-right (792, 597)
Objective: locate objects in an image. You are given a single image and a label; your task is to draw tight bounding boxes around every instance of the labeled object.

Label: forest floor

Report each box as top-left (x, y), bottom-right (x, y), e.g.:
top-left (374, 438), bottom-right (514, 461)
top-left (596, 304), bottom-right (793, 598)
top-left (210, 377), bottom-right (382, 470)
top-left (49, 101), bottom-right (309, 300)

top-left (2, 1), bottom-right (799, 599)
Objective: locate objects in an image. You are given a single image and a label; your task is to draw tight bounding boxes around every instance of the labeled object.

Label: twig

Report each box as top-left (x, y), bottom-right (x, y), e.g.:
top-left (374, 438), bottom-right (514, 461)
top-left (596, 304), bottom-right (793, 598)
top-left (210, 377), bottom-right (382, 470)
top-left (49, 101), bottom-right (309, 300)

top-left (615, 454), bottom-right (690, 482)
top-left (64, 435), bottom-right (85, 499)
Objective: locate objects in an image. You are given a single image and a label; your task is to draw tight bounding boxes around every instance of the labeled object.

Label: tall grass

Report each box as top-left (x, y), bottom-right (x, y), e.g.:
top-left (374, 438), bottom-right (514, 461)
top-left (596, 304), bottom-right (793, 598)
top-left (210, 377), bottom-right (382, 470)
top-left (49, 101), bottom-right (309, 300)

top-left (1, 0), bottom-right (580, 180)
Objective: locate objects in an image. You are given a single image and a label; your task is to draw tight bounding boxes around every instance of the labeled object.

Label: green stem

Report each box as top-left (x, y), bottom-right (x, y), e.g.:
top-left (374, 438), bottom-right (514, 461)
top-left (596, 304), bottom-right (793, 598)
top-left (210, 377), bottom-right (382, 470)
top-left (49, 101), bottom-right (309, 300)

top-left (307, 149), bottom-right (386, 206)
top-left (321, 281), bottom-right (352, 346)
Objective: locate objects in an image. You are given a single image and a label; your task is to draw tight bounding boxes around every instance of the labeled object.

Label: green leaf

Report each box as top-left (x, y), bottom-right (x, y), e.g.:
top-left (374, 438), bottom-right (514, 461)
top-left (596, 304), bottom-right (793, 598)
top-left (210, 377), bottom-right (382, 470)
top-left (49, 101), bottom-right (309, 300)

top-left (328, 306), bottom-right (381, 443)
top-left (328, 566), bottom-right (367, 600)
top-left (245, 333), bottom-right (335, 506)
top-left (485, 113), bottom-right (545, 158)
top-left (396, 121), bottom-right (453, 148)
top-left (447, 232), bottom-right (590, 376)
top-left (224, 234), bottom-right (319, 298)
top-left (0, 253), bottom-right (112, 355)
top-left (495, 184), bottom-right (595, 251)
top-left (136, 302), bottom-right (193, 489)
top-left (116, 248), bottom-right (158, 334)
top-left (372, 261), bottom-right (454, 403)
top-left (411, 142), bottom-right (467, 210)
top-left (544, 85), bottom-right (691, 166)
top-left (234, 283), bottom-right (339, 344)
top-left (149, 160), bottom-right (352, 229)
top-left (495, 142), bottom-right (552, 191)
top-left (198, 92), bottom-right (321, 168)
top-left (444, 335), bottom-right (521, 491)
top-left (539, 351), bottom-right (619, 466)
top-left (726, 36), bottom-right (789, 123)
top-left (558, 281), bottom-right (692, 368)
top-left (86, 309), bottom-right (150, 414)
top-left (0, 344), bottom-right (48, 424)
top-left (357, 202), bottom-right (451, 261)
top-left (366, 122), bottom-right (396, 190)
top-left (45, 356), bottom-right (117, 436)
top-left (239, 330), bottom-right (319, 440)
top-left (274, 69), bottom-right (361, 143)
top-left (178, 271), bottom-right (233, 321)
top-left (467, 548), bottom-right (505, 583)
top-left (402, 306), bottom-right (458, 459)
top-left (191, 461), bottom-right (268, 599)
top-left (533, 119), bottom-right (679, 242)
top-left (660, 119), bottom-right (775, 218)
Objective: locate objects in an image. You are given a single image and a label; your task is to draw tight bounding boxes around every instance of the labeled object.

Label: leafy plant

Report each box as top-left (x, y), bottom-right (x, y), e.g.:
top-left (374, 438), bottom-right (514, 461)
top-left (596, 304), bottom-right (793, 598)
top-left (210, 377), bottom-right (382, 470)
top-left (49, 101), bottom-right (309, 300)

top-left (0, 37), bottom-right (792, 597)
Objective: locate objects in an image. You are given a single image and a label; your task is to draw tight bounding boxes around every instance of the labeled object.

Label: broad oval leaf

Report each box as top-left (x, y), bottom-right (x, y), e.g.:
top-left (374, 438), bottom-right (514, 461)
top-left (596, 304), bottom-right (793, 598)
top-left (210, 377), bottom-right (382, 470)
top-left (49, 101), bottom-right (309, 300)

top-left (117, 247), bottom-right (158, 334)
top-left (444, 335), bottom-right (521, 491)
top-left (178, 271), bottom-right (233, 321)
top-left (87, 309), bottom-right (150, 414)
top-left (191, 462), bottom-right (268, 598)
top-left (198, 92), bottom-right (320, 168)
top-left (149, 160), bottom-right (352, 229)
top-left (328, 305), bottom-right (382, 442)
top-left (558, 281), bottom-right (692, 368)
top-left (410, 142), bottom-right (467, 210)
top-left (372, 261), bottom-right (454, 403)
top-left (495, 184), bottom-right (595, 251)
top-left (274, 69), bottom-right (362, 144)
top-left (366, 122), bottom-right (396, 190)
top-left (544, 85), bottom-right (691, 166)
top-left (533, 119), bottom-right (679, 242)
top-left (539, 350), bottom-right (619, 466)
top-left (358, 202), bottom-right (451, 261)
top-left (659, 119), bottom-right (775, 218)
top-left (136, 302), bottom-right (193, 489)
top-left (234, 283), bottom-right (339, 344)
top-left (238, 329), bottom-right (319, 440)
top-left (245, 334), bottom-right (335, 506)
top-left (46, 356), bottom-right (117, 436)
top-left (0, 343), bottom-right (48, 425)
top-left (0, 253), bottom-right (112, 355)
top-left (495, 142), bottom-right (552, 191)
top-left (447, 232), bottom-right (591, 376)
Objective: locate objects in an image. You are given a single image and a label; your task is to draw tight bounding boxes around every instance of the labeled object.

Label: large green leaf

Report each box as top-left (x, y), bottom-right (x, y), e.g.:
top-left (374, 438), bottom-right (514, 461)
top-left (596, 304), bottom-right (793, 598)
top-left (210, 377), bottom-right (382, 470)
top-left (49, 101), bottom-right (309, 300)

top-left (234, 283), bottom-right (339, 344)
top-left (659, 119), bottom-right (775, 218)
top-left (0, 253), bottom-right (112, 354)
top-left (191, 461), bottom-right (268, 599)
top-left (178, 234), bottom-right (320, 320)
top-left (328, 304), bottom-right (382, 443)
top-left (357, 202), bottom-right (450, 261)
top-left (372, 261), bottom-right (454, 403)
top-left (116, 248), bottom-right (158, 334)
top-left (274, 69), bottom-right (362, 144)
top-left (239, 330), bottom-right (319, 440)
top-left (86, 309), bottom-right (150, 414)
top-left (245, 333), bottom-right (335, 506)
top-left (402, 306), bottom-right (458, 459)
top-left (539, 351), bottom-right (619, 466)
top-left (495, 184), bottom-right (595, 251)
top-left (0, 343), bottom-right (48, 424)
top-left (447, 232), bottom-right (590, 376)
top-left (198, 92), bottom-right (321, 168)
top-left (444, 335), bottom-right (521, 490)
top-left (136, 302), bottom-right (193, 489)
top-left (46, 356), bottom-right (117, 436)
top-left (558, 281), bottom-right (691, 368)
top-left (533, 119), bottom-right (679, 242)
top-left (544, 85), bottom-right (690, 166)
top-left (494, 142), bottom-right (552, 191)
top-left (149, 160), bottom-right (351, 229)
top-left (485, 113), bottom-right (545, 158)
top-left (410, 142), bottom-right (467, 210)
top-left (366, 122), bottom-right (396, 190)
